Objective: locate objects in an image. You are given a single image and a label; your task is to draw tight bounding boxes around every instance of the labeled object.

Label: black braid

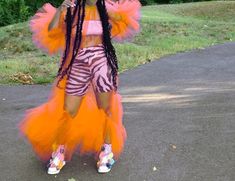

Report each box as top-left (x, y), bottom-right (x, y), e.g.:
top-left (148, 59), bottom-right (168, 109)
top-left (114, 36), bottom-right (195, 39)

top-left (67, 0), bottom-right (86, 79)
top-left (56, 0), bottom-right (85, 86)
top-left (56, 6), bottom-right (72, 83)
top-left (96, 0), bottom-right (118, 90)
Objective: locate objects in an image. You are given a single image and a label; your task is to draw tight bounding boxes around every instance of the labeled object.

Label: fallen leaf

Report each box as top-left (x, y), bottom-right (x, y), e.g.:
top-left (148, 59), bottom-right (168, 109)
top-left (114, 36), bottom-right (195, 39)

top-left (10, 72), bottom-right (33, 84)
top-left (170, 144), bottom-right (177, 150)
top-left (153, 166), bottom-right (157, 171)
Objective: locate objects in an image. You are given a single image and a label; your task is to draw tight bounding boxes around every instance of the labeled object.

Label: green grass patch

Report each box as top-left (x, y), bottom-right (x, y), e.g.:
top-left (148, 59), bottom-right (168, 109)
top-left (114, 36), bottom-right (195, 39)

top-left (155, 1), bottom-right (235, 22)
top-left (0, 1), bottom-right (235, 85)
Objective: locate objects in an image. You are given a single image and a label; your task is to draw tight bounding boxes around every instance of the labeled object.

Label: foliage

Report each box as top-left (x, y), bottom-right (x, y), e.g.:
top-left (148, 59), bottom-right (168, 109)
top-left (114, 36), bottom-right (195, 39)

top-left (0, 0), bottom-right (63, 26)
top-left (0, 0), bottom-right (30, 26)
top-left (0, 0), bottom-right (217, 26)
top-left (140, 0), bottom-right (156, 5)
top-left (1, 1), bottom-right (235, 84)
top-left (24, 0), bottom-right (61, 14)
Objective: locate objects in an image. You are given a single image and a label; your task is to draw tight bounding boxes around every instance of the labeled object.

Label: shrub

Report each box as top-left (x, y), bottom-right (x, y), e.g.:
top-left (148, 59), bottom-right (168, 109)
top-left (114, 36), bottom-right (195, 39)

top-left (140, 0), bottom-right (157, 5)
top-left (0, 0), bottom-right (215, 26)
top-left (24, 0), bottom-right (62, 15)
top-left (0, 0), bottom-right (30, 26)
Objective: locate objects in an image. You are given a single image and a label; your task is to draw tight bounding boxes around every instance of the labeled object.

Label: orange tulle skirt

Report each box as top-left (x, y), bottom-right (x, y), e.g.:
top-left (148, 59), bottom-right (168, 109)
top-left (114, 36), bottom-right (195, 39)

top-left (18, 77), bottom-right (126, 161)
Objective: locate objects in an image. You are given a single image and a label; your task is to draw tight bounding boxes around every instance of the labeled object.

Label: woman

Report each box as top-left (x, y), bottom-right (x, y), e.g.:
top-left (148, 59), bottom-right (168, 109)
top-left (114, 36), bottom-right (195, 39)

top-left (19, 0), bottom-right (141, 175)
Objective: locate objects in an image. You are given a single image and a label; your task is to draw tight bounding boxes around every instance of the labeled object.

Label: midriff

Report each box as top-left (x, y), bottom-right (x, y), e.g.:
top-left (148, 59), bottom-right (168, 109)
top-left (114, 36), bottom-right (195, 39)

top-left (79, 35), bottom-right (103, 49)
top-left (70, 5), bottom-right (103, 49)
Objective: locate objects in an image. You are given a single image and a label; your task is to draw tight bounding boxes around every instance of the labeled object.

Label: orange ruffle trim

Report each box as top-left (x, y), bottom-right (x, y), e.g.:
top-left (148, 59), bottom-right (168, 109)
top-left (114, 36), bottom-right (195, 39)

top-left (18, 77), bottom-right (127, 161)
top-left (30, 3), bottom-right (66, 55)
top-left (106, 0), bottom-right (141, 42)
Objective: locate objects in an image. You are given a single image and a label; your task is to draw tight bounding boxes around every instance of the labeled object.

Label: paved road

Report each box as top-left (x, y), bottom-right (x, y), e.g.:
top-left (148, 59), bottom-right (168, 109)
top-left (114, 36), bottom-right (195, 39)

top-left (0, 42), bottom-right (235, 181)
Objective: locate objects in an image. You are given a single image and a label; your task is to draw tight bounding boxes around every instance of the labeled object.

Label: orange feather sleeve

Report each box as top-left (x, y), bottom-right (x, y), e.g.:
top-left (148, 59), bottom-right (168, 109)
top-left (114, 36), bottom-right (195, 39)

top-left (30, 3), bottom-right (66, 55)
top-left (105, 0), bottom-right (141, 42)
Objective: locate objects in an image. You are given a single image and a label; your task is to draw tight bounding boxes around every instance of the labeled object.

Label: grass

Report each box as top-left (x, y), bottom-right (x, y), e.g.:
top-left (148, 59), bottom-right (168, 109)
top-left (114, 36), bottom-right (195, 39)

top-left (0, 1), bottom-right (235, 85)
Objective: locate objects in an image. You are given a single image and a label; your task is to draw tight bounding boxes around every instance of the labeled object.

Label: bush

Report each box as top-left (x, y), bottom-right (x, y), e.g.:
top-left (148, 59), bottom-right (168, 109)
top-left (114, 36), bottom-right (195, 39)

top-left (0, 0), bottom-right (62, 27)
top-left (0, 0), bottom-right (215, 26)
top-left (140, 0), bottom-right (157, 5)
top-left (24, 0), bottom-right (62, 15)
top-left (0, 0), bottom-right (30, 26)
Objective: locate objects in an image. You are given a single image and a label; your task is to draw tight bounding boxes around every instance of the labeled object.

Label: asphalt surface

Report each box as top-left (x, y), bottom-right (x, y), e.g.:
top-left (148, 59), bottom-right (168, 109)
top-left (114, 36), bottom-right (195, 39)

top-left (0, 42), bottom-right (235, 181)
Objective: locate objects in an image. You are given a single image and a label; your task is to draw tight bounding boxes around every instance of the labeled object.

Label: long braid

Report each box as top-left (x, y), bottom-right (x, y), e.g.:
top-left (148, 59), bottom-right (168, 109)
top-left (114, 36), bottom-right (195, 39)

top-left (71, 0), bottom-right (86, 67)
top-left (96, 0), bottom-right (118, 90)
top-left (56, 0), bottom-right (86, 86)
top-left (56, 7), bottom-right (73, 82)
top-left (67, 0), bottom-right (86, 79)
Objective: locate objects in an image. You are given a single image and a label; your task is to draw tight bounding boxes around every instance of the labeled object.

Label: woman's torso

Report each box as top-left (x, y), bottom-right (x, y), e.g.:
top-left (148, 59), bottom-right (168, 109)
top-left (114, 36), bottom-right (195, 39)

top-left (71, 5), bottom-right (103, 49)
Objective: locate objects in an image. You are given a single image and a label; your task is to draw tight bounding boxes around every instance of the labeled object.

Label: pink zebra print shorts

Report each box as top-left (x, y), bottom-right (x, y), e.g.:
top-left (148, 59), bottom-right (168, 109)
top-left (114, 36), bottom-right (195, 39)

top-left (65, 44), bottom-right (114, 96)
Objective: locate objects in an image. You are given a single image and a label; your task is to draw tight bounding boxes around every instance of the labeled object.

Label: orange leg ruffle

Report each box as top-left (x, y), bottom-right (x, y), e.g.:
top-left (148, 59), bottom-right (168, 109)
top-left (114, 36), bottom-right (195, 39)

top-left (18, 77), bottom-right (127, 161)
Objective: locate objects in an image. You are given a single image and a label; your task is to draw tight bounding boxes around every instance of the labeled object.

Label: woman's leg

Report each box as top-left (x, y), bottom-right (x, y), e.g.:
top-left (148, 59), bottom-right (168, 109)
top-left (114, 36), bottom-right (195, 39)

top-left (95, 91), bottom-right (116, 173)
top-left (54, 94), bottom-right (83, 145)
top-left (87, 45), bottom-right (116, 172)
top-left (95, 91), bottom-right (113, 144)
top-left (47, 94), bottom-right (84, 174)
top-left (64, 94), bottom-right (83, 118)
top-left (96, 91), bottom-right (115, 173)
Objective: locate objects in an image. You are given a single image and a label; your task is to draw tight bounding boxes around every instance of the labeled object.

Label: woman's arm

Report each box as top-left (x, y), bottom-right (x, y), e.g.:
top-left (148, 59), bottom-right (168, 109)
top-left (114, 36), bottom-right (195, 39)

top-left (48, 0), bottom-right (76, 31)
top-left (30, 2), bottom-right (75, 55)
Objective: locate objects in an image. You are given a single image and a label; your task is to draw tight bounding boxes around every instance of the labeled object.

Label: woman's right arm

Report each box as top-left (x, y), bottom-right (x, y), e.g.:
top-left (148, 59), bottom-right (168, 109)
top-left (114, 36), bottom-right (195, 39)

top-left (48, 0), bottom-right (76, 31)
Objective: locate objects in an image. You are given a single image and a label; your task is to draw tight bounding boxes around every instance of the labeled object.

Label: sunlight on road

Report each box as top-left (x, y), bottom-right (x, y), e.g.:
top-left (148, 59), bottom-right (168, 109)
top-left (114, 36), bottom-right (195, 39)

top-left (122, 93), bottom-right (190, 103)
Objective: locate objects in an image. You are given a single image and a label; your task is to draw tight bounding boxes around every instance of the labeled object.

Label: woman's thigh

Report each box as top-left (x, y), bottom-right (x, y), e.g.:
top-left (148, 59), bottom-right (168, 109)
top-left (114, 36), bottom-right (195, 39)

top-left (64, 94), bottom-right (83, 117)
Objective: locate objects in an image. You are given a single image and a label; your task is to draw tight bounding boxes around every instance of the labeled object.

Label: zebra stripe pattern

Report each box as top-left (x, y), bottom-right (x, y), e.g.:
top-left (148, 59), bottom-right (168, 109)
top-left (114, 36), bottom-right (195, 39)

top-left (65, 44), bottom-right (114, 96)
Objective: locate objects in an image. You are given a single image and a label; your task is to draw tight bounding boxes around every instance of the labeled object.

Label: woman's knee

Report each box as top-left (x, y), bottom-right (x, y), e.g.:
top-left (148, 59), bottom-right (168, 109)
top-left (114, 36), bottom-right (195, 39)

top-left (100, 105), bottom-right (112, 117)
top-left (64, 104), bottom-right (78, 118)
top-left (63, 100), bottom-right (79, 118)
top-left (64, 94), bottom-right (83, 118)
top-left (96, 91), bottom-right (113, 116)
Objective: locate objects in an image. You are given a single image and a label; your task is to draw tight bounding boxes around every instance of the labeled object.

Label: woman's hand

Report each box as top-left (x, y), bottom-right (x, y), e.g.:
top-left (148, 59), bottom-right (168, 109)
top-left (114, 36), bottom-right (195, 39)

top-left (48, 0), bottom-right (75, 31)
top-left (59, 0), bottom-right (76, 11)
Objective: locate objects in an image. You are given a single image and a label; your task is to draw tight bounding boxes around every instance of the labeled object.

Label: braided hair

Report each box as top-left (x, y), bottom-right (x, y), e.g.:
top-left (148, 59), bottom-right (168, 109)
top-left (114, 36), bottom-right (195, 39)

top-left (56, 0), bottom-right (118, 90)
top-left (96, 0), bottom-right (118, 90)
top-left (56, 0), bottom-right (86, 85)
